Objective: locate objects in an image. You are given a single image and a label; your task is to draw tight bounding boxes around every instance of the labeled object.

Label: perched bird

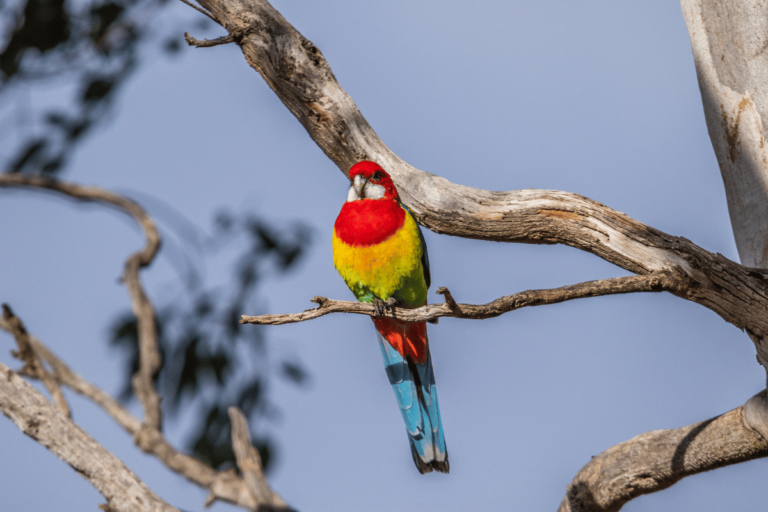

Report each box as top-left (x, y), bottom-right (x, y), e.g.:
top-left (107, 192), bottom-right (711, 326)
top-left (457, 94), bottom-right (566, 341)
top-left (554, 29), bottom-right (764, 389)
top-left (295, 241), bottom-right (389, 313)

top-left (332, 160), bottom-right (449, 474)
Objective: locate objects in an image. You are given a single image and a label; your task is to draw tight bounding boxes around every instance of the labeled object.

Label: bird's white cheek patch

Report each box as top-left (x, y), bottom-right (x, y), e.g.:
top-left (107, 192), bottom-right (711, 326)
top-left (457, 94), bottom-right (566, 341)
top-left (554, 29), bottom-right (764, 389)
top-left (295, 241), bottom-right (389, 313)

top-left (365, 183), bottom-right (386, 199)
top-left (347, 186), bottom-right (361, 202)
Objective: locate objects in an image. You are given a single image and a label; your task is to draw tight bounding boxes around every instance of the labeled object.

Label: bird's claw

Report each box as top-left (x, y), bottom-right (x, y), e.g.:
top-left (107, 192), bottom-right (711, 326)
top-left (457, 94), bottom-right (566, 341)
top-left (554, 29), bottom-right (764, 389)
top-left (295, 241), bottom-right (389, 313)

top-left (373, 297), bottom-right (400, 319)
top-left (373, 299), bottom-right (385, 318)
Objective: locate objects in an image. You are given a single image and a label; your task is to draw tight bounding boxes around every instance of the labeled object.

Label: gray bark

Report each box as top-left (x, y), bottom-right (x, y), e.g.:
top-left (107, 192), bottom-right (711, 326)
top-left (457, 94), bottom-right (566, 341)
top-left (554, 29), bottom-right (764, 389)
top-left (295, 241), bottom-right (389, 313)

top-left (0, 361), bottom-right (178, 512)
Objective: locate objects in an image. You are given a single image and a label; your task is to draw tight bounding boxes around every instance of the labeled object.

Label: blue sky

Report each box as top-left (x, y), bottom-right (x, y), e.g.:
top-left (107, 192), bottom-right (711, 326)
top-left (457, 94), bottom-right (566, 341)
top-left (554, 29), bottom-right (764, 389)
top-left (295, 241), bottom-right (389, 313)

top-left (1, 1), bottom-right (765, 511)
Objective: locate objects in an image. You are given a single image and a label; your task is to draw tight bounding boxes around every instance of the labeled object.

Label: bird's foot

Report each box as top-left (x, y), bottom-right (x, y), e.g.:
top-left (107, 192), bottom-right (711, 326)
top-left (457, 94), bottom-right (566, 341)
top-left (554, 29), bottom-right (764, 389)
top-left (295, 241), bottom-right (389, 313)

top-left (385, 297), bottom-right (400, 310)
top-left (373, 297), bottom-right (399, 318)
top-left (372, 299), bottom-right (386, 318)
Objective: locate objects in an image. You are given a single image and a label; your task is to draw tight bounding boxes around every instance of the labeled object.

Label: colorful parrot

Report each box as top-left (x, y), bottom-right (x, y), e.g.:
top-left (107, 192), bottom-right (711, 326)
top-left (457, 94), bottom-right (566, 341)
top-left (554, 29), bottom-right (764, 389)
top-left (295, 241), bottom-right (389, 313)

top-left (332, 160), bottom-right (449, 474)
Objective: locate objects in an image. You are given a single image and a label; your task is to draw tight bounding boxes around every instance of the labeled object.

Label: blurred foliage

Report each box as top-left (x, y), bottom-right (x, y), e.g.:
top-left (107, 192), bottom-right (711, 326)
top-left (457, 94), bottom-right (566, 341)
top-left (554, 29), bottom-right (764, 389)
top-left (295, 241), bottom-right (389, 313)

top-left (111, 208), bottom-right (311, 471)
top-left (0, 0), bottom-right (312, 473)
top-left (0, 0), bottom-right (207, 175)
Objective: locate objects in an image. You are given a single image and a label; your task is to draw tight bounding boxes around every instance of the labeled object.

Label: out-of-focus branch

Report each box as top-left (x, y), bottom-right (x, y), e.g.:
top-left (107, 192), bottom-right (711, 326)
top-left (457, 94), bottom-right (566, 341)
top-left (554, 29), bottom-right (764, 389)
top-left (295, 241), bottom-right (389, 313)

top-left (0, 174), bottom-right (163, 431)
top-left (241, 273), bottom-right (679, 326)
top-left (228, 407), bottom-right (288, 510)
top-left (0, 360), bottom-right (178, 512)
top-left (1, 304), bottom-right (71, 418)
top-left (0, 316), bottom-right (288, 511)
top-left (559, 394), bottom-right (768, 512)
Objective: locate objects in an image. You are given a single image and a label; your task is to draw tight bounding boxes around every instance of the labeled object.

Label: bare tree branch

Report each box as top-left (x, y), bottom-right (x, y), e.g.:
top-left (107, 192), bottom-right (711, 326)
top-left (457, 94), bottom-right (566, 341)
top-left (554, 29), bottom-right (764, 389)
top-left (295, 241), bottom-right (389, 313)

top-left (0, 181), bottom-right (289, 511)
top-left (170, 0), bottom-right (768, 508)
top-left (185, 32), bottom-right (235, 48)
top-left (0, 310), bottom-right (287, 511)
top-left (680, 0), bottom-right (768, 377)
top-left (229, 407), bottom-right (288, 510)
top-left (2, 304), bottom-right (71, 418)
top-left (681, 0), bottom-right (768, 269)
top-left (241, 273), bottom-right (678, 326)
top-left (0, 360), bottom-right (178, 512)
top-left (185, 0), bottom-right (768, 359)
top-left (0, 174), bottom-right (163, 431)
top-left (559, 394), bottom-right (768, 512)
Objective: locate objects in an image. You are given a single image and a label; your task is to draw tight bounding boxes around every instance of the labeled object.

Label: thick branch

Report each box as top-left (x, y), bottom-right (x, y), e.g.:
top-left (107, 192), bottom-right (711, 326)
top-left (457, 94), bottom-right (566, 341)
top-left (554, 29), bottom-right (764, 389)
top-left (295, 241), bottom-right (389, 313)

top-left (0, 360), bottom-right (178, 512)
top-left (559, 394), bottom-right (768, 512)
top-left (241, 273), bottom-right (678, 326)
top-left (0, 175), bottom-right (163, 430)
top-left (681, 0), bottom-right (768, 373)
top-left (0, 310), bottom-right (287, 511)
top-left (187, 0), bottom-right (768, 352)
top-left (681, 0), bottom-right (768, 269)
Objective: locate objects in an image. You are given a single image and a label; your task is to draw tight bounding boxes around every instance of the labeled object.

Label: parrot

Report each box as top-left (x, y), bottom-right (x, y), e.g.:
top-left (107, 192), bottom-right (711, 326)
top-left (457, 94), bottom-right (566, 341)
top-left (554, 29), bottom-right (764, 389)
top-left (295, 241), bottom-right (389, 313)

top-left (332, 160), bottom-right (449, 474)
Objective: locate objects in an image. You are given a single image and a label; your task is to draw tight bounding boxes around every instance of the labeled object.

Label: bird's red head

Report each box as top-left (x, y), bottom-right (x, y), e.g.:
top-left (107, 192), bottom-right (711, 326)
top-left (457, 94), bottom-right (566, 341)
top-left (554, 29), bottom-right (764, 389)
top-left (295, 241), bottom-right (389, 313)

top-left (347, 161), bottom-right (400, 202)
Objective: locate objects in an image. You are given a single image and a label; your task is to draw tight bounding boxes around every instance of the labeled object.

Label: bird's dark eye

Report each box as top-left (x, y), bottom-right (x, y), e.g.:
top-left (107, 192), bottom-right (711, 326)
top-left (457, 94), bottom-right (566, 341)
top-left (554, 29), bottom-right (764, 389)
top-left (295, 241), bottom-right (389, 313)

top-left (372, 171), bottom-right (381, 181)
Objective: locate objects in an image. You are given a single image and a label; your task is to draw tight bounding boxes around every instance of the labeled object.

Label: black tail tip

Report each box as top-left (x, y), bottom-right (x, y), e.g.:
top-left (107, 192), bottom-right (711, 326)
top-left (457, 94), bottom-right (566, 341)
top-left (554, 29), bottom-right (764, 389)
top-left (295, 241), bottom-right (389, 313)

top-left (411, 446), bottom-right (450, 474)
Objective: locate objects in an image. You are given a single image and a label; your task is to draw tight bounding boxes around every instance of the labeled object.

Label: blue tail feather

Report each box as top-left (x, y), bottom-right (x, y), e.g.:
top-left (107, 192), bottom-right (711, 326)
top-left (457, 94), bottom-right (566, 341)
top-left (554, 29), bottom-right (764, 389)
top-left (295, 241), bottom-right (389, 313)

top-left (377, 332), bottom-right (449, 474)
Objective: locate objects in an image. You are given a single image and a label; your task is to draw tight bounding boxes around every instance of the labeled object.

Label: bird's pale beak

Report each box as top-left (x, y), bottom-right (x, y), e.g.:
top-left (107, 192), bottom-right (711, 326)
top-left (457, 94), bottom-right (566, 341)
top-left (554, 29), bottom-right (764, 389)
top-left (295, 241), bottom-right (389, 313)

top-left (352, 174), bottom-right (368, 199)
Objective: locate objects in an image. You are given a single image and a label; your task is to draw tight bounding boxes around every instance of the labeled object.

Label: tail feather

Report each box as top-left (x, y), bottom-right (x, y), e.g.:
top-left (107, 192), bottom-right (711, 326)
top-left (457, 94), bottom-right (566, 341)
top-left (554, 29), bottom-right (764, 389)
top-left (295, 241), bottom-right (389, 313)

top-left (378, 332), bottom-right (449, 474)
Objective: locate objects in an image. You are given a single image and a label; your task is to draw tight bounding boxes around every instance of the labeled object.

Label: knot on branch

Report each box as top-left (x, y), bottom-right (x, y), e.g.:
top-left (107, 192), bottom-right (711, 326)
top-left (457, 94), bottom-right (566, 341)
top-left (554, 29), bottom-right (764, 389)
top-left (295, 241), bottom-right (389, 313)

top-left (133, 425), bottom-right (163, 453)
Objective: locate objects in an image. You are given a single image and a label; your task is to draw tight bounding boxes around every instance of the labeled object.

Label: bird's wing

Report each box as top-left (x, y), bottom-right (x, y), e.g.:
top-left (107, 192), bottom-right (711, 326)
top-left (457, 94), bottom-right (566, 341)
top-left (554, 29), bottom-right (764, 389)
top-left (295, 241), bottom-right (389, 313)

top-left (402, 204), bottom-right (430, 289)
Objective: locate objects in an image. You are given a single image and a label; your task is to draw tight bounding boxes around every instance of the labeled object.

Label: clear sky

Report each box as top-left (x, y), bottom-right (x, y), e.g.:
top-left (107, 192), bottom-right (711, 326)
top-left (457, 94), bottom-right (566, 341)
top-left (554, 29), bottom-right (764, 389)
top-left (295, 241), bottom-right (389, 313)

top-left (1, 0), bottom-right (765, 511)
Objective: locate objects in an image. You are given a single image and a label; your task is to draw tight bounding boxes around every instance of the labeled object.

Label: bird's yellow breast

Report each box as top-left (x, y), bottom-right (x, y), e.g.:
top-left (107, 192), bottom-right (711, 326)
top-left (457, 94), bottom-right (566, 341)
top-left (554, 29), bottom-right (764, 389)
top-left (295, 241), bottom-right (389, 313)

top-left (332, 211), bottom-right (424, 303)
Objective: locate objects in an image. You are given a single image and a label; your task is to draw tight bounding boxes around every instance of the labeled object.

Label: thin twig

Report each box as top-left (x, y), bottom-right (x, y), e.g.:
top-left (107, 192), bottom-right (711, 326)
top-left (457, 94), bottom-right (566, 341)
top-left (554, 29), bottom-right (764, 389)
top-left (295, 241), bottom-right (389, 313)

top-left (178, 0), bottom-right (218, 22)
top-left (2, 304), bottom-right (71, 418)
top-left (185, 32), bottom-right (235, 48)
top-left (0, 175), bottom-right (163, 431)
top-left (241, 272), bottom-right (680, 326)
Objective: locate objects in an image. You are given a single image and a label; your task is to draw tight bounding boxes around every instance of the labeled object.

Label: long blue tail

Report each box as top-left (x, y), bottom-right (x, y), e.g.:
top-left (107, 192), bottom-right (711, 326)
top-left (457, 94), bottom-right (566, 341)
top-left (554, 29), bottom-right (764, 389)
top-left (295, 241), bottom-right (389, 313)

top-left (377, 332), bottom-right (449, 474)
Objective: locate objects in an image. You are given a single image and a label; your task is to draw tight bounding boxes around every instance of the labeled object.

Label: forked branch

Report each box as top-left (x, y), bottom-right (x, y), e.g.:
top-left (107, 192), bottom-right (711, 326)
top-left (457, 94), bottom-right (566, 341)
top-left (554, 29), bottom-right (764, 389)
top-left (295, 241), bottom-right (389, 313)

top-left (0, 179), bottom-right (288, 511)
top-left (0, 315), bottom-right (286, 510)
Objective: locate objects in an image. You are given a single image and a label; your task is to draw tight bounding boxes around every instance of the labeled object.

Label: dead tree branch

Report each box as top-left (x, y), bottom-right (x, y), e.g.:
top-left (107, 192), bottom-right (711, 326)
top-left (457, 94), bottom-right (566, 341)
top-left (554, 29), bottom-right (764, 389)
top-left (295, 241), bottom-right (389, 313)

top-left (0, 359), bottom-right (178, 512)
top-left (185, 32), bottom-right (235, 47)
top-left (189, 0), bottom-right (768, 352)
top-left (0, 174), bottom-right (163, 431)
top-left (0, 181), bottom-right (289, 511)
top-left (241, 273), bottom-right (678, 326)
top-left (559, 395), bottom-right (768, 512)
top-left (21, 326), bottom-right (286, 511)
top-left (175, 0), bottom-right (768, 508)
